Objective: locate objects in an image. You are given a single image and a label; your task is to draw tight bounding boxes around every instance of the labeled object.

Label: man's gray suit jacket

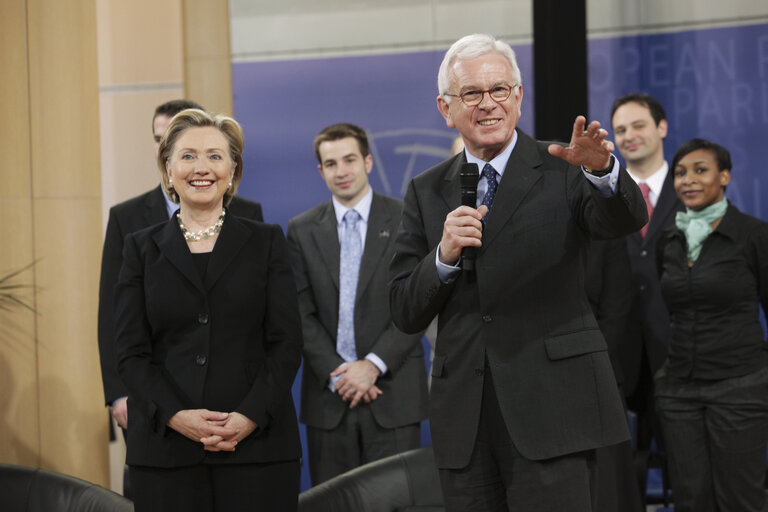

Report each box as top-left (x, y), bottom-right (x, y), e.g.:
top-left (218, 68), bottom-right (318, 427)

top-left (287, 192), bottom-right (428, 431)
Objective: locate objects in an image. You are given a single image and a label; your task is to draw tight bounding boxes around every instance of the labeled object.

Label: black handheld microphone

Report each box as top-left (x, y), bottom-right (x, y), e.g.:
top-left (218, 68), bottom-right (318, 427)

top-left (459, 163), bottom-right (480, 272)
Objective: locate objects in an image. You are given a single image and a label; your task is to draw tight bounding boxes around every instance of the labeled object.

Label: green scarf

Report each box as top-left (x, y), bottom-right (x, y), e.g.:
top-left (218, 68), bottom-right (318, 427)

top-left (675, 198), bottom-right (728, 262)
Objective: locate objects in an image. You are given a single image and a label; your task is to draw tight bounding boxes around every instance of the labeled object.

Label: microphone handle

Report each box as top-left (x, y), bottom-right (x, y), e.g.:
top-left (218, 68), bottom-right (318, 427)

top-left (463, 246), bottom-right (476, 272)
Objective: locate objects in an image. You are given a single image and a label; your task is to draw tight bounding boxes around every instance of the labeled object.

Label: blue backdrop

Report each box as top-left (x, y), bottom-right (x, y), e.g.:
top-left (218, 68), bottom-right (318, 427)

top-left (589, 22), bottom-right (768, 220)
top-left (232, 22), bottom-right (768, 491)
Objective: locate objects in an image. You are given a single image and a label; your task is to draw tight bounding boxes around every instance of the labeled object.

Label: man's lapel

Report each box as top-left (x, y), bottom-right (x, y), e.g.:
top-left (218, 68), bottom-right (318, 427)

top-left (357, 193), bottom-right (392, 296)
top-left (481, 131), bottom-right (543, 249)
top-left (643, 170), bottom-right (680, 244)
top-left (439, 154), bottom-right (465, 213)
top-left (311, 202), bottom-right (341, 291)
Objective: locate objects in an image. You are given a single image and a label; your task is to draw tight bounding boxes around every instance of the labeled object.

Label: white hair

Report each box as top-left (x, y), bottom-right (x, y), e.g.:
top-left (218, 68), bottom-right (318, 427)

top-left (437, 34), bottom-right (522, 101)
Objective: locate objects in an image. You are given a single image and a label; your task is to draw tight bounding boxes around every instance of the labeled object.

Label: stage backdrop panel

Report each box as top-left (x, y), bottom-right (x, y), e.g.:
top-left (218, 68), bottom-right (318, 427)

top-left (590, 22), bottom-right (768, 220)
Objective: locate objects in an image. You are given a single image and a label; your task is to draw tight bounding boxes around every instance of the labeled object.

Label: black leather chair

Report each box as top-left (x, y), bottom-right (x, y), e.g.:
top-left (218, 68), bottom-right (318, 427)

top-left (0, 463), bottom-right (133, 512)
top-left (298, 447), bottom-right (444, 512)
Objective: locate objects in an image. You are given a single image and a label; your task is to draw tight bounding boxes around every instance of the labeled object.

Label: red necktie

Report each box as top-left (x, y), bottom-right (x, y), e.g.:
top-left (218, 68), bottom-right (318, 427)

top-left (638, 182), bottom-right (653, 238)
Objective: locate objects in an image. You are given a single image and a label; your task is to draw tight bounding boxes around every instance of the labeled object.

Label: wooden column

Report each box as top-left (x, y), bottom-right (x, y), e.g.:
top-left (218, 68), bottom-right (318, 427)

top-left (97, 0), bottom-right (185, 219)
top-left (182, 0), bottom-right (234, 116)
top-left (0, 0), bottom-right (39, 471)
top-left (0, 0), bottom-right (108, 486)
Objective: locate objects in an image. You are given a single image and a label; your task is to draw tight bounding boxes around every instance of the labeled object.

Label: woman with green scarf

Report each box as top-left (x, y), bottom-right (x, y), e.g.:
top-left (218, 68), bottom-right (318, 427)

top-left (654, 138), bottom-right (768, 512)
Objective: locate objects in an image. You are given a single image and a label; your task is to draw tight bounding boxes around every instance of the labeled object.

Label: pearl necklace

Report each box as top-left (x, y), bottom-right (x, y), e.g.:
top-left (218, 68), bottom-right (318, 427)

top-left (177, 210), bottom-right (226, 242)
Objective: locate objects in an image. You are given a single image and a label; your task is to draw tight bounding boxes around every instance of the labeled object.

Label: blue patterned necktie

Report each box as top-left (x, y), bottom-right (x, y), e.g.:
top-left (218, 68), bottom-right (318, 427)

top-left (481, 163), bottom-right (498, 222)
top-left (337, 209), bottom-right (362, 362)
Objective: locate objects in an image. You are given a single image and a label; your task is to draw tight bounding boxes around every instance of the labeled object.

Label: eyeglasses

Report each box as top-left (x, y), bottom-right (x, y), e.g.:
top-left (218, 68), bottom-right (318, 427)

top-left (445, 83), bottom-right (519, 107)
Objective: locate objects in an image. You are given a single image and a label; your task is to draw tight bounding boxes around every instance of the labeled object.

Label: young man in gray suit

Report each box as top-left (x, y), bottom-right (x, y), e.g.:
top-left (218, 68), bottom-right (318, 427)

top-left (389, 34), bottom-right (647, 511)
top-left (287, 123), bottom-right (428, 485)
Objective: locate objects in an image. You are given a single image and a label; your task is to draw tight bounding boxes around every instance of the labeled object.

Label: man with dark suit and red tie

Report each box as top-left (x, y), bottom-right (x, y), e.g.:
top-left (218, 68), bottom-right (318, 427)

top-left (97, 100), bottom-right (263, 495)
top-left (287, 123), bottom-right (428, 485)
top-left (610, 93), bottom-right (683, 495)
top-left (388, 34), bottom-right (648, 511)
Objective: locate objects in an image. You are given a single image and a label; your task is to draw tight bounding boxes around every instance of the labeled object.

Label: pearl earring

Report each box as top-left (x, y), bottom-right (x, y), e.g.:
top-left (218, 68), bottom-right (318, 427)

top-left (228, 181), bottom-right (232, 189)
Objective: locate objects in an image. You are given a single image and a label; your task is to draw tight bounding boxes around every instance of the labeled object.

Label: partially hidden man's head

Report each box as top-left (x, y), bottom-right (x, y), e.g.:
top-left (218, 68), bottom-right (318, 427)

top-left (152, 99), bottom-right (204, 156)
top-left (313, 123), bottom-right (373, 208)
top-left (436, 34), bottom-right (523, 162)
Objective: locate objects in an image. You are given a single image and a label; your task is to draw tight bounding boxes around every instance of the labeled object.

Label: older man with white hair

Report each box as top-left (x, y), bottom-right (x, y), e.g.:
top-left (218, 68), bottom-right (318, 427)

top-left (389, 34), bottom-right (648, 511)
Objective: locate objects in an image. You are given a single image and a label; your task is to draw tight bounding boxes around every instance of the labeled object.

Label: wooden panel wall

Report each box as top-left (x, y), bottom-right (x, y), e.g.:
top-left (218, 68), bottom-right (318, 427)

top-left (183, 0), bottom-right (234, 116)
top-left (0, 0), bottom-right (39, 471)
top-left (0, 0), bottom-right (108, 486)
top-left (97, 0), bottom-right (185, 218)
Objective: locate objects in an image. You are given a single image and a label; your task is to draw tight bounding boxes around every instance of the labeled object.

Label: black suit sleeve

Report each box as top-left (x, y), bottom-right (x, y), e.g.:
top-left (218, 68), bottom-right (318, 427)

top-left (229, 197), bottom-right (264, 222)
top-left (286, 220), bottom-right (344, 387)
top-left (655, 231), bottom-right (670, 282)
top-left (114, 233), bottom-right (188, 431)
top-left (586, 239), bottom-right (632, 385)
top-left (747, 222), bottom-right (768, 325)
top-left (97, 208), bottom-right (130, 405)
top-left (569, 165), bottom-right (648, 240)
top-left (234, 225), bottom-right (303, 430)
top-left (389, 180), bottom-right (456, 335)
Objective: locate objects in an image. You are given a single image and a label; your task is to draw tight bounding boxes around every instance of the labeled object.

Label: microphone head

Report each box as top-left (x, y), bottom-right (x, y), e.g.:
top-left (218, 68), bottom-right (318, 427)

top-left (459, 163), bottom-right (479, 190)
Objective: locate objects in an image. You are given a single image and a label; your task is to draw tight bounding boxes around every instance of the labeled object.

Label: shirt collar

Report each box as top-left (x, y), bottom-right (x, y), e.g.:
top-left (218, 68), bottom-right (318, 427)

top-left (332, 186), bottom-right (373, 226)
top-left (464, 130), bottom-right (518, 178)
top-left (162, 187), bottom-right (179, 218)
top-left (628, 161), bottom-right (668, 200)
top-left (709, 202), bottom-right (740, 242)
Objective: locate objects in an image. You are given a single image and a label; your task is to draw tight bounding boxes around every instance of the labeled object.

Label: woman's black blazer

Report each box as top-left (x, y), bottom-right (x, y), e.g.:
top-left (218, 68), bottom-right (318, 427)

top-left (114, 214), bottom-right (302, 468)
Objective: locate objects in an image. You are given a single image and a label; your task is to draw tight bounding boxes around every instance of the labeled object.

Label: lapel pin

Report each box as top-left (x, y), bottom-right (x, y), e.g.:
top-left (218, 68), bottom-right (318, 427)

top-left (379, 229), bottom-right (390, 238)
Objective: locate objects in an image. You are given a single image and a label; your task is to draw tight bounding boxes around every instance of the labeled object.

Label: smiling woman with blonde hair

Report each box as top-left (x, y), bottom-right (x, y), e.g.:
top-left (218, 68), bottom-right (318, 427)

top-left (114, 109), bottom-right (302, 512)
top-left (655, 138), bottom-right (768, 512)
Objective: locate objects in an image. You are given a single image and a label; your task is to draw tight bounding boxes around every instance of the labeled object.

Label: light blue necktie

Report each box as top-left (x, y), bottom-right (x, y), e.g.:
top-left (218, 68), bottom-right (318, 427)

top-left (481, 163), bottom-right (498, 222)
top-left (337, 209), bottom-right (362, 362)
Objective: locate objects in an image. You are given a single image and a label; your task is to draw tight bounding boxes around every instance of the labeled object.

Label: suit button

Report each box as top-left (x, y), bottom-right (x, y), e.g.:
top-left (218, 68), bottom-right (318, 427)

top-left (195, 355), bottom-right (207, 366)
top-left (482, 314), bottom-right (492, 323)
top-left (474, 369), bottom-right (484, 376)
top-left (198, 313), bottom-right (209, 324)
top-left (640, 250), bottom-right (648, 257)
top-left (639, 285), bottom-right (646, 291)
